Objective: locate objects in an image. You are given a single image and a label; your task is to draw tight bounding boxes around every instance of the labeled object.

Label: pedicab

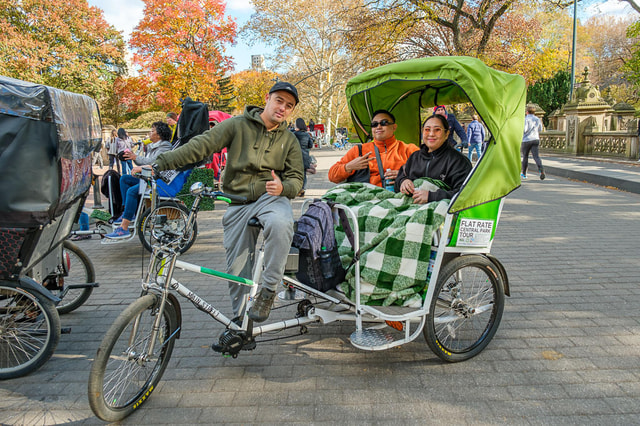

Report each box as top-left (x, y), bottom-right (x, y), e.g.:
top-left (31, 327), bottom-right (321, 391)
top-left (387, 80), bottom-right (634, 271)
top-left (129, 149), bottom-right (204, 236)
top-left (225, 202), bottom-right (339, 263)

top-left (339, 55), bottom-right (525, 360)
top-left (86, 56), bottom-right (525, 421)
top-left (0, 75), bottom-right (101, 378)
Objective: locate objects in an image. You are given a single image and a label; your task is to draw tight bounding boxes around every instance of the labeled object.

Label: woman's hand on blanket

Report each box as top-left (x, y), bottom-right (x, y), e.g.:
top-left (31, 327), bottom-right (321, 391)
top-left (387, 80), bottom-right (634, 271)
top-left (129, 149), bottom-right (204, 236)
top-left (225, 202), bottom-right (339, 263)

top-left (266, 170), bottom-right (283, 196)
top-left (400, 179), bottom-right (415, 195)
top-left (411, 189), bottom-right (430, 204)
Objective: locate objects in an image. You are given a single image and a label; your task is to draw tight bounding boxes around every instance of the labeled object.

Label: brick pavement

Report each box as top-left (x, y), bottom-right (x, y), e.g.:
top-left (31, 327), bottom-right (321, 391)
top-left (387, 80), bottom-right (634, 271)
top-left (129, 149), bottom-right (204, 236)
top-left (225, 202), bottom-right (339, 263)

top-left (1, 149), bottom-right (639, 424)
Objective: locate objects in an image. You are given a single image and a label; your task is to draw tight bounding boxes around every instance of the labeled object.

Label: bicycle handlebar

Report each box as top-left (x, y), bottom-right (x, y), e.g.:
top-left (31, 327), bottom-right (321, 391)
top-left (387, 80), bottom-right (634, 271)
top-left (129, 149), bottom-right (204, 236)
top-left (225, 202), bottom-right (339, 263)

top-left (205, 191), bottom-right (247, 204)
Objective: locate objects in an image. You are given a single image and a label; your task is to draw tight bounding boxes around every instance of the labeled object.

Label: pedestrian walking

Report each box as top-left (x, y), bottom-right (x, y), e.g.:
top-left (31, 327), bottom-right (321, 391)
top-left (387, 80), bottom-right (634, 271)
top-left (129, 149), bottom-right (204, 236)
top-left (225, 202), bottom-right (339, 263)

top-left (434, 105), bottom-right (468, 153)
top-left (466, 114), bottom-right (485, 161)
top-left (521, 106), bottom-right (545, 180)
top-left (106, 129), bottom-right (120, 173)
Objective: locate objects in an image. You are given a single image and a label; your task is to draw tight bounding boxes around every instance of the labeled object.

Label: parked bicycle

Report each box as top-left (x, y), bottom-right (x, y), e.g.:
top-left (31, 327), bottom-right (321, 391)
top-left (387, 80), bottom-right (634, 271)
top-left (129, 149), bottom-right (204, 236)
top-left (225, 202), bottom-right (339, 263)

top-left (87, 56), bottom-right (524, 421)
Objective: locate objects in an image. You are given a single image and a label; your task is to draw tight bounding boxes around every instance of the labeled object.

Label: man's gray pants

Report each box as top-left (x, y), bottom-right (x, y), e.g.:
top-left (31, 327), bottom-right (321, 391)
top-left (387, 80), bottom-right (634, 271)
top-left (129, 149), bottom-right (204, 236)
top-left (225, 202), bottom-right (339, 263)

top-left (222, 193), bottom-right (294, 317)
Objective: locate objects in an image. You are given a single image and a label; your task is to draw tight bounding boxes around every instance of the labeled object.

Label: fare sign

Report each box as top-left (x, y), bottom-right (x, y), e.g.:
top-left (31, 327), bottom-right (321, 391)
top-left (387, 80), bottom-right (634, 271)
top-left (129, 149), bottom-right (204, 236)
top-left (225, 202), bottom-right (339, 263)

top-left (456, 218), bottom-right (494, 247)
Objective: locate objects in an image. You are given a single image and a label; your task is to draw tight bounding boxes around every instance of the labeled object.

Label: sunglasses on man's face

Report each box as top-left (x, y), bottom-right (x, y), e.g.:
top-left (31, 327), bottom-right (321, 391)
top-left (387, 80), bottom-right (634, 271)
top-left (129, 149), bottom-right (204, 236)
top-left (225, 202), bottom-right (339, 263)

top-left (371, 119), bottom-right (394, 128)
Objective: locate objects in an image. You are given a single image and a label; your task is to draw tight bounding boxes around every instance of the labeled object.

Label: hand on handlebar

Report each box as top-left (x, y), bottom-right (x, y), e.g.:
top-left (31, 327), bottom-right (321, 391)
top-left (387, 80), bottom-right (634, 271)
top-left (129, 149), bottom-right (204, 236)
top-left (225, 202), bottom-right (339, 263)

top-left (131, 166), bottom-right (145, 176)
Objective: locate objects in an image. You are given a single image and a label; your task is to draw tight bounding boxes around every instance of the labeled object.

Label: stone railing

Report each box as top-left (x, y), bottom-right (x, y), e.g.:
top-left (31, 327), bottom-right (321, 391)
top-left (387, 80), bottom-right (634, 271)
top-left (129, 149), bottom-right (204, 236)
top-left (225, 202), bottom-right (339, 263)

top-left (540, 131), bottom-right (568, 152)
top-left (540, 129), bottom-right (639, 160)
top-left (584, 131), bottom-right (639, 159)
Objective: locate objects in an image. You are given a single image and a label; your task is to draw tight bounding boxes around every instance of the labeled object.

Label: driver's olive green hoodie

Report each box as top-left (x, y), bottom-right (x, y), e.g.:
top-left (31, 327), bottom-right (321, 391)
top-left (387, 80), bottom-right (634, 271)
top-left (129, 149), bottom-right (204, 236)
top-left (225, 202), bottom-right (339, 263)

top-left (155, 106), bottom-right (303, 203)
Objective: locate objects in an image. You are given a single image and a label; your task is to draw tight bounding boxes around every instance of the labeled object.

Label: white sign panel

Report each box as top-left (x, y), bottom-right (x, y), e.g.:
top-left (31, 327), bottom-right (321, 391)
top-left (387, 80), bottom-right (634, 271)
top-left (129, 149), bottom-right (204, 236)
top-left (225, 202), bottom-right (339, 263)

top-left (456, 218), bottom-right (494, 247)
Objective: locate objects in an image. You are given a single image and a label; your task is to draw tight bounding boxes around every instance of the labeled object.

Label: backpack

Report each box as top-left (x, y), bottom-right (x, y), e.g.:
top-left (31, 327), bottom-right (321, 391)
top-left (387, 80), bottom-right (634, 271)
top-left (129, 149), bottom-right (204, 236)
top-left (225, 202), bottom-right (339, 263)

top-left (291, 199), bottom-right (346, 292)
top-left (173, 97), bottom-right (210, 171)
top-left (100, 170), bottom-right (123, 219)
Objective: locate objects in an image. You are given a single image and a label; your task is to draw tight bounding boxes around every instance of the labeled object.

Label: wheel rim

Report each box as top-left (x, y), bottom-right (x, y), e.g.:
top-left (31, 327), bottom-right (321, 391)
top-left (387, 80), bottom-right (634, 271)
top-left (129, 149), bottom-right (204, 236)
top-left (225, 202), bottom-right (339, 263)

top-left (101, 306), bottom-right (171, 409)
top-left (56, 247), bottom-right (91, 310)
top-left (0, 287), bottom-right (52, 373)
top-left (142, 206), bottom-right (191, 249)
top-left (432, 265), bottom-right (498, 354)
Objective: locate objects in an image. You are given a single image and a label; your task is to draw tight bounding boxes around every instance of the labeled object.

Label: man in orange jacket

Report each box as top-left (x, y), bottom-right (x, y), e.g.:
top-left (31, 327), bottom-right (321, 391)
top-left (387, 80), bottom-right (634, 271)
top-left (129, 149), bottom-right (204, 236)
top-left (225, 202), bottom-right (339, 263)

top-left (328, 110), bottom-right (419, 188)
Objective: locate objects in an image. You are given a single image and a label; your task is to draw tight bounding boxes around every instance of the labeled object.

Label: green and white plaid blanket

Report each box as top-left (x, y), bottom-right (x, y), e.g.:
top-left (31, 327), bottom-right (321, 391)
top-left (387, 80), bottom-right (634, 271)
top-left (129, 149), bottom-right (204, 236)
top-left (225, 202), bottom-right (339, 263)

top-left (323, 179), bottom-right (449, 308)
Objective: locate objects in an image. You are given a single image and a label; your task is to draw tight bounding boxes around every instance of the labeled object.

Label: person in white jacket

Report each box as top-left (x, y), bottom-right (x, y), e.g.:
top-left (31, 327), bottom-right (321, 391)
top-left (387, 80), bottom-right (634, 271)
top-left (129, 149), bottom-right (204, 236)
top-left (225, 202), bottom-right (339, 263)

top-left (521, 106), bottom-right (545, 180)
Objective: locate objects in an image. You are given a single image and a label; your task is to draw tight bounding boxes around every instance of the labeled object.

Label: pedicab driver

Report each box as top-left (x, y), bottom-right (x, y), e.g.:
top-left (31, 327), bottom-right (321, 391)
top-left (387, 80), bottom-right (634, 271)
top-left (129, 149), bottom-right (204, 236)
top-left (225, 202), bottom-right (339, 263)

top-left (150, 82), bottom-right (304, 323)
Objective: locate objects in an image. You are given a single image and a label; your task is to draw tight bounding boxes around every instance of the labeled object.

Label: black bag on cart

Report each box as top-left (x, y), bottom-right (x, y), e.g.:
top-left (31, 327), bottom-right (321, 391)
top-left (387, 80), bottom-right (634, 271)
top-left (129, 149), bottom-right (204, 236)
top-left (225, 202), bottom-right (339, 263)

top-left (292, 199), bottom-right (346, 292)
top-left (100, 170), bottom-right (123, 219)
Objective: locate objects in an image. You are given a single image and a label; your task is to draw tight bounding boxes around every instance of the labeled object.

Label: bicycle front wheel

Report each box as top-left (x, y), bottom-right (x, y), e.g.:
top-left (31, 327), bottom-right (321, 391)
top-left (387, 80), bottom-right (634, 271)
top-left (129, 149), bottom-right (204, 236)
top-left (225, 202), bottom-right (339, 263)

top-left (54, 241), bottom-right (95, 314)
top-left (0, 283), bottom-right (60, 379)
top-left (138, 201), bottom-right (197, 254)
top-left (424, 255), bottom-right (504, 363)
top-left (88, 294), bottom-right (178, 422)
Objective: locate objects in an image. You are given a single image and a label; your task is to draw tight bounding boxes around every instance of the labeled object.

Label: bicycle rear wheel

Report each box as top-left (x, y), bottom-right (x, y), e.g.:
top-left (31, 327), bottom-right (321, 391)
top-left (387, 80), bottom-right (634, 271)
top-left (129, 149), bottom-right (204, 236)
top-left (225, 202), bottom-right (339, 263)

top-left (424, 255), bottom-right (504, 362)
top-left (138, 201), bottom-right (197, 254)
top-left (53, 241), bottom-right (95, 314)
top-left (88, 294), bottom-right (178, 422)
top-left (0, 283), bottom-right (60, 379)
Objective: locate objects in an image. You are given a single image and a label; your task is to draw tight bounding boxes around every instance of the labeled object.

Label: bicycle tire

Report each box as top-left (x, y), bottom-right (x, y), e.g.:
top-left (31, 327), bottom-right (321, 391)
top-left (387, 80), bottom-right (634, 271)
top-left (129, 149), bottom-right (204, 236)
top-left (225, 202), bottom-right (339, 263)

top-left (424, 255), bottom-right (504, 362)
top-left (54, 241), bottom-right (95, 314)
top-left (0, 283), bottom-right (61, 379)
top-left (138, 201), bottom-right (197, 254)
top-left (88, 294), bottom-right (178, 422)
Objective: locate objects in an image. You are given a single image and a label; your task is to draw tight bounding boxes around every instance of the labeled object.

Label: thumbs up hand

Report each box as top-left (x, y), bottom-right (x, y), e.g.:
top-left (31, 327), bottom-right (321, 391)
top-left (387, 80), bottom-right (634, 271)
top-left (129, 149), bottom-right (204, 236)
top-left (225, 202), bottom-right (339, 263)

top-left (266, 170), bottom-right (283, 196)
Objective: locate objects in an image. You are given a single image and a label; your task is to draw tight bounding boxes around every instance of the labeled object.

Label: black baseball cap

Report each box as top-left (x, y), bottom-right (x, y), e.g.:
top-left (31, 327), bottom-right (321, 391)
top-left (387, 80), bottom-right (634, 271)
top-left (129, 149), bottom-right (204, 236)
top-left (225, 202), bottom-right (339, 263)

top-left (269, 81), bottom-right (299, 105)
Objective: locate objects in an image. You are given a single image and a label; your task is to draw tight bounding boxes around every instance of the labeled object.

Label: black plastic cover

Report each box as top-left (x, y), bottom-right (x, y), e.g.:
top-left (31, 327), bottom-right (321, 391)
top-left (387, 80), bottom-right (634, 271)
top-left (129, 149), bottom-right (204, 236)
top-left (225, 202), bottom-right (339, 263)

top-left (0, 75), bottom-right (101, 227)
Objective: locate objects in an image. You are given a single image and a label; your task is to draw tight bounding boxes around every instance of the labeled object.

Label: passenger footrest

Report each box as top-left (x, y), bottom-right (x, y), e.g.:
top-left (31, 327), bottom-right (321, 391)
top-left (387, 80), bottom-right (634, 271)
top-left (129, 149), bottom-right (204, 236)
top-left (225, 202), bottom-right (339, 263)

top-left (350, 328), bottom-right (395, 350)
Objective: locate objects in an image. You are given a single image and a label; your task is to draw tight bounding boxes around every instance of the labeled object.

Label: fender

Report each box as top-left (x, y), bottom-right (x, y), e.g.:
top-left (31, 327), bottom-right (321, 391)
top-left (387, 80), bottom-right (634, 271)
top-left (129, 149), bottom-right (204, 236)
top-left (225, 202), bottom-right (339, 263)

top-left (484, 254), bottom-right (510, 297)
top-left (0, 277), bottom-right (61, 303)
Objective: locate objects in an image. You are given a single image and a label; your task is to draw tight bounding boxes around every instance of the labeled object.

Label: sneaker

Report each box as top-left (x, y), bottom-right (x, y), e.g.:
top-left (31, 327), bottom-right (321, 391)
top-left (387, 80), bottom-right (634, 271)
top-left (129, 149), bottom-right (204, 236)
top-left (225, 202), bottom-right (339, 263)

top-left (105, 226), bottom-right (130, 239)
top-left (112, 215), bottom-right (124, 225)
top-left (540, 171), bottom-right (546, 180)
top-left (520, 173), bottom-right (527, 180)
top-left (247, 288), bottom-right (276, 323)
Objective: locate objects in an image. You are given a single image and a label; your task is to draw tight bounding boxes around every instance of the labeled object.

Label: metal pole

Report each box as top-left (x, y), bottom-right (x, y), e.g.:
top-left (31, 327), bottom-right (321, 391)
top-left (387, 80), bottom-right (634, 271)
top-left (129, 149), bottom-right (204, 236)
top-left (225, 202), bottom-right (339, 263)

top-left (570, 0), bottom-right (577, 100)
top-left (92, 173), bottom-right (104, 209)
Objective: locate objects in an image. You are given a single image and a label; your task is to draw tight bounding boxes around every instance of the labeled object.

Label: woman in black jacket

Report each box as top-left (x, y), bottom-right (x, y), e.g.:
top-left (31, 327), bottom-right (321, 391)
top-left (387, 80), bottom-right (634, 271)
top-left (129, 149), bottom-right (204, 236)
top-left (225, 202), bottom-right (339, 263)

top-left (395, 114), bottom-right (472, 203)
top-left (293, 118), bottom-right (314, 196)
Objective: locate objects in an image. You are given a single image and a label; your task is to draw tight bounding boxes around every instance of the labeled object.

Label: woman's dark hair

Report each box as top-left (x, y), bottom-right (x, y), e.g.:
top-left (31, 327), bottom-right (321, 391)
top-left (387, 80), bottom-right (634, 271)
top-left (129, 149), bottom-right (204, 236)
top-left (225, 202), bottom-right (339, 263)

top-left (295, 118), bottom-right (307, 131)
top-left (371, 109), bottom-right (396, 123)
top-left (152, 121), bottom-right (172, 141)
top-left (422, 114), bottom-right (450, 131)
top-left (117, 128), bottom-right (127, 139)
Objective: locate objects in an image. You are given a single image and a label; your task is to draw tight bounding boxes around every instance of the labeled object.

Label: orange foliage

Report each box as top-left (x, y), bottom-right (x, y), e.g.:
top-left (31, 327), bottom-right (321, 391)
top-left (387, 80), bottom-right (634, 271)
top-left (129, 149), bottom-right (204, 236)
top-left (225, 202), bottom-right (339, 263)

top-left (0, 0), bottom-right (125, 98)
top-left (128, 0), bottom-right (237, 111)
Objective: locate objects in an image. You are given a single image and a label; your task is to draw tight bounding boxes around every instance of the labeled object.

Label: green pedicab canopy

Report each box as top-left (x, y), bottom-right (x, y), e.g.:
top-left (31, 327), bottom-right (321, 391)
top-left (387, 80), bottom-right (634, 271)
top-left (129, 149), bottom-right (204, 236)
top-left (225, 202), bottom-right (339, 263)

top-left (345, 56), bottom-right (526, 213)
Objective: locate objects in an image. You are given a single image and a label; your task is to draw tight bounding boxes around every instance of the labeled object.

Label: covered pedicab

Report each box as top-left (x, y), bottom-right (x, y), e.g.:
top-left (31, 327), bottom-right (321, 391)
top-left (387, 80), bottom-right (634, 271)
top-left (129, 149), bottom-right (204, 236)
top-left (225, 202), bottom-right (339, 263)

top-left (334, 56), bottom-right (525, 361)
top-left (0, 75), bottom-right (101, 378)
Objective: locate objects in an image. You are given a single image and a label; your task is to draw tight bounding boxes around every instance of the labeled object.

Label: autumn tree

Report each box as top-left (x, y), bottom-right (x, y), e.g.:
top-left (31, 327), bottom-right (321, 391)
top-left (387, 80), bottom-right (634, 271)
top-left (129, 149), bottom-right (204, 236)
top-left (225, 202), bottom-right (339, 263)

top-left (344, 1), bottom-right (573, 82)
top-left (230, 69), bottom-right (280, 114)
top-left (623, 19), bottom-right (640, 105)
top-left (128, 0), bottom-right (237, 111)
top-left (0, 0), bottom-right (126, 100)
top-left (575, 15), bottom-right (638, 103)
top-left (243, 0), bottom-right (364, 137)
